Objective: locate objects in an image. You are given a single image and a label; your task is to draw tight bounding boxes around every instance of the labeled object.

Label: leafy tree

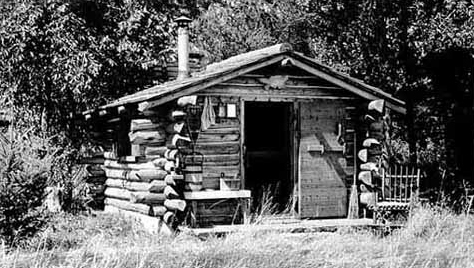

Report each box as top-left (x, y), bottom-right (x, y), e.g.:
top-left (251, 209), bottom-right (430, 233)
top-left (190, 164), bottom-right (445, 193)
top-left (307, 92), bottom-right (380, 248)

top-left (195, 0), bottom-right (474, 202)
top-left (0, 0), bottom-right (177, 138)
top-left (193, 0), bottom-right (311, 62)
top-left (303, 0), bottom-right (474, 198)
top-left (0, 130), bottom-right (51, 246)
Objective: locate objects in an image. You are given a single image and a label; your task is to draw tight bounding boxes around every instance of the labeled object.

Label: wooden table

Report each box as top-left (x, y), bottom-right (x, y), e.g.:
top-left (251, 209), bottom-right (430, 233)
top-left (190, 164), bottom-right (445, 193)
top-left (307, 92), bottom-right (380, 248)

top-left (184, 190), bottom-right (251, 227)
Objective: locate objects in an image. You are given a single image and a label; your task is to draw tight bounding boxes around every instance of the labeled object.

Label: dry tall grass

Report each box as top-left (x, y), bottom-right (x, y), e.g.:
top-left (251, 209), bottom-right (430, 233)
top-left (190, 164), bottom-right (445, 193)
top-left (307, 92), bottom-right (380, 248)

top-left (1, 206), bottom-right (473, 268)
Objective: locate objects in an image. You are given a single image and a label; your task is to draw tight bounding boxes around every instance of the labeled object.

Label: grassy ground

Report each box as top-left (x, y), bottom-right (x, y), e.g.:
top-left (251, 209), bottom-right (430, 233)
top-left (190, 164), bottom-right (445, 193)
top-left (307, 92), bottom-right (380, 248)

top-left (1, 206), bottom-right (473, 268)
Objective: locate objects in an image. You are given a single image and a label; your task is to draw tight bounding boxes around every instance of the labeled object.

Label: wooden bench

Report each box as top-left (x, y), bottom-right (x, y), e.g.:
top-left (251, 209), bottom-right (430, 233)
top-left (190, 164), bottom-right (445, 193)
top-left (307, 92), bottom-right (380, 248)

top-left (184, 190), bottom-right (251, 227)
top-left (369, 165), bottom-right (421, 224)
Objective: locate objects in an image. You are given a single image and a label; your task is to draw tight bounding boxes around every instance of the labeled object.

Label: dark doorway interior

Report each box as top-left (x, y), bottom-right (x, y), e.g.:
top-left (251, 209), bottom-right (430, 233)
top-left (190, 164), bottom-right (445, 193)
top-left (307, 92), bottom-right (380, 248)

top-left (244, 102), bottom-right (292, 213)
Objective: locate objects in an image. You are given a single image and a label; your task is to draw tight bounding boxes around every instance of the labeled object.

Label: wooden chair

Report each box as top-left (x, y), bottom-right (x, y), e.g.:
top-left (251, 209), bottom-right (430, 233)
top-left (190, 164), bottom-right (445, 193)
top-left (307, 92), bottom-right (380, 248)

top-left (371, 165), bottom-right (421, 224)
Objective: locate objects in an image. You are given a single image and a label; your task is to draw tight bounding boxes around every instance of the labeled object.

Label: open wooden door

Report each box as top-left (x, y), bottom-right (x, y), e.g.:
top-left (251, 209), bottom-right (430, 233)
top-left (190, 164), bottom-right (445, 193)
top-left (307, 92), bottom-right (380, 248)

top-left (298, 101), bottom-right (348, 218)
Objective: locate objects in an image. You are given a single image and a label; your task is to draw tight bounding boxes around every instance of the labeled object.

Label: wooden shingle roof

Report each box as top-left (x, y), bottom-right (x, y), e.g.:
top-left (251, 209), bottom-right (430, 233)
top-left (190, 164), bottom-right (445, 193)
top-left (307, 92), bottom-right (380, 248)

top-left (85, 43), bottom-right (405, 116)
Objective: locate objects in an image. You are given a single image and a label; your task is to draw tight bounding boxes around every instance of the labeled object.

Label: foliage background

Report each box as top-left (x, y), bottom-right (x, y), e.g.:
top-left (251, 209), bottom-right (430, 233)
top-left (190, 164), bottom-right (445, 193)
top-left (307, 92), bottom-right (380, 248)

top-left (2, 0), bottom-right (474, 242)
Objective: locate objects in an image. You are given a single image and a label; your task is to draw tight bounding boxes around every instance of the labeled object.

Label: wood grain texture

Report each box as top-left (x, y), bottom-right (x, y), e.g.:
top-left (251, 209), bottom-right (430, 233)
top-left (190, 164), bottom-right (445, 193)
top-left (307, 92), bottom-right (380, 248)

top-left (104, 198), bottom-right (151, 215)
top-left (130, 192), bottom-right (166, 205)
top-left (298, 101), bottom-right (348, 218)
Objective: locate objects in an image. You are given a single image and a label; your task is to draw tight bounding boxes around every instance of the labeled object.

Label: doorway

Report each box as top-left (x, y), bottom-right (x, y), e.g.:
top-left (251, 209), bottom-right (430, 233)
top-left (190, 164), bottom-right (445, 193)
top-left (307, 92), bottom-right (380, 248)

top-left (244, 102), bottom-right (293, 214)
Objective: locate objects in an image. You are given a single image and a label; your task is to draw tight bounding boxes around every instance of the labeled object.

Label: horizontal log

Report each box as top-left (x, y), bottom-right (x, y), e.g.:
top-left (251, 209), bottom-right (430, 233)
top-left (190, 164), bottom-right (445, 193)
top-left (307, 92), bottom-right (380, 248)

top-left (163, 211), bottom-right (175, 225)
top-left (166, 134), bottom-right (191, 149)
top-left (359, 184), bottom-right (372, 192)
top-left (86, 165), bottom-right (105, 176)
top-left (177, 95), bottom-right (198, 107)
top-left (368, 99), bottom-right (385, 114)
top-left (150, 205), bottom-right (167, 217)
top-left (200, 127), bottom-right (239, 135)
top-left (204, 161), bottom-right (240, 166)
top-left (130, 192), bottom-right (166, 205)
top-left (202, 176), bottom-right (240, 190)
top-left (85, 175), bottom-right (107, 184)
top-left (130, 119), bottom-right (165, 132)
top-left (79, 157), bottom-right (104, 165)
top-left (145, 146), bottom-right (168, 156)
top-left (368, 132), bottom-right (385, 141)
top-left (203, 153), bottom-right (240, 165)
top-left (192, 141), bottom-right (240, 154)
top-left (202, 178), bottom-right (218, 190)
top-left (165, 174), bottom-right (184, 186)
top-left (105, 178), bottom-right (163, 192)
top-left (129, 130), bottom-right (166, 144)
top-left (368, 147), bottom-right (382, 156)
top-left (103, 151), bottom-right (118, 160)
top-left (90, 132), bottom-right (114, 140)
top-left (182, 154), bottom-right (240, 166)
top-left (164, 186), bottom-right (180, 199)
top-left (149, 180), bottom-right (167, 193)
top-left (152, 158), bottom-right (168, 168)
top-left (164, 199), bottom-right (187, 212)
top-left (369, 121), bottom-right (384, 132)
top-left (358, 171), bottom-right (372, 186)
top-left (131, 144), bottom-right (145, 156)
top-left (85, 151), bottom-right (106, 158)
top-left (220, 82), bottom-right (339, 90)
top-left (197, 133), bottom-right (240, 142)
top-left (168, 110), bottom-right (186, 121)
top-left (140, 109), bottom-right (160, 117)
top-left (129, 169), bottom-right (168, 182)
top-left (200, 84), bottom-right (348, 98)
top-left (228, 75), bottom-right (333, 86)
top-left (104, 168), bottom-right (167, 182)
top-left (103, 160), bottom-right (156, 170)
top-left (88, 184), bottom-right (106, 194)
top-left (206, 118), bottom-right (239, 128)
top-left (203, 165), bottom-right (240, 178)
top-left (358, 149), bottom-right (368, 162)
top-left (104, 187), bottom-right (130, 200)
top-left (87, 194), bottom-right (105, 201)
top-left (166, 122), bottom-right (185, 134)
top-left (164, 149), bottom-right (179, 160)
top-left (362, 138), bottom-right (380, 148)
top-left (360, 192), bottom-right (376, 206)
top-left (119, 156), bottom-right (147, 163)
top-left (185, 182), bottom-right (203, 191)
top-left (164, 161), bottom-right (176, 172)
top-left (360, 162), bottom-right (379, 172)
top-left (144, 155), bottom-right (166, 162)
top-left (104, 168), bottom-right (130, 180)
top-left (104, 197), bottom-right (151, 216)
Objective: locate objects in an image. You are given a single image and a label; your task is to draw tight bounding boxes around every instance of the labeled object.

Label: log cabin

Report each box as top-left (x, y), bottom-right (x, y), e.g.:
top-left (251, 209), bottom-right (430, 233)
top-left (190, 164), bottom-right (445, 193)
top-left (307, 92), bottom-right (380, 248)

top-left (81, 16), bottom-right (406, 231)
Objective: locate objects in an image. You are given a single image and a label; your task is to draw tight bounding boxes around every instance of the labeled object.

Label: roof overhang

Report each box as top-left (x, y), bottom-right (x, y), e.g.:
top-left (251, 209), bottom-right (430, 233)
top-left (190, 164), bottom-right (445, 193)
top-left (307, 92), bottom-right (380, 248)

top-left (82, 44), bottom-right (406, 120)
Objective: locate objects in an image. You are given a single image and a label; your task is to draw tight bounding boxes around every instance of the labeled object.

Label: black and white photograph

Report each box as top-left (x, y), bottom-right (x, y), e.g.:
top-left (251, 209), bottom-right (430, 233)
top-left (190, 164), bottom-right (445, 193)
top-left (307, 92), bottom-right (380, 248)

top-left (0, 0), bottom-right (473, 267)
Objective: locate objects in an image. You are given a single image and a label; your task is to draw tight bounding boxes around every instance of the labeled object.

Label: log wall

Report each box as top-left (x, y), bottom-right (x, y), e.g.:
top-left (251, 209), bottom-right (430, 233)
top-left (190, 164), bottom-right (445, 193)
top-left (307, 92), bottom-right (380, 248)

top-left (188, 96), bottom-right (241, 191)
top-left (90, 70), bottom-right (369, 225)
top-left (199, 75), bottom-right (355, 101)
top-left (101, 109), bottom-right (187, 230)
top-left (85, 158), bottom-right (106, 209)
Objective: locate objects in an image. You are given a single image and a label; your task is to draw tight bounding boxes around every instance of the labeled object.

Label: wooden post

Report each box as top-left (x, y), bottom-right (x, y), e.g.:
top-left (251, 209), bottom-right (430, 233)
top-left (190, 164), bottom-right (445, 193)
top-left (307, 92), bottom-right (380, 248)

top-left (405, 166), bottom-right (409, 202)
top-left (381, 168), bottom-right (385, 201)
top-left (239, 98), bottom-right (245, 190)
top-left (399, 166), bottom-right (403, 203)
top-left (393, 167), bottom-right (396, 201)
top-left (291, 101), bottom-right (300, 216)
top-left (416, 168), bottom-right (421, 202)
top-left (191, 200), bottom-right (198, 228)
top-left (240, 198), bottom-right (250, 224)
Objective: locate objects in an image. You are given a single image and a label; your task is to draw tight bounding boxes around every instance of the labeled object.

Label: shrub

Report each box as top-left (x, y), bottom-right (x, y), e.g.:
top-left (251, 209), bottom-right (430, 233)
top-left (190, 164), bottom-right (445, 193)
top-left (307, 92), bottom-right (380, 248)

top-left (0, 131), bottom-right (52, 246)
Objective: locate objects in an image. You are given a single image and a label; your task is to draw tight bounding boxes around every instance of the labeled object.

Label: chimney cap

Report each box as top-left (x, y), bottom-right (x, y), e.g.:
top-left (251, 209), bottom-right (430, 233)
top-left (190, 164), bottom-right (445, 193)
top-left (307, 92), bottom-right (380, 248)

top-left (175, 15), bottom-right (192, 26)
